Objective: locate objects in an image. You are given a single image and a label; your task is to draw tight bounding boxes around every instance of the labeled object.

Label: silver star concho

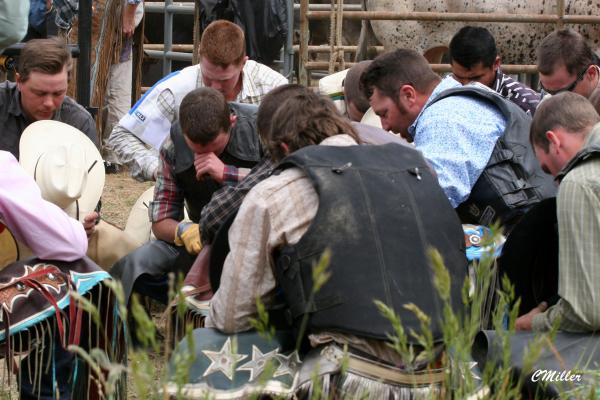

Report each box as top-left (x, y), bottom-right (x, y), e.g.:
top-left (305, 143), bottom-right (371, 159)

top-left (273, 351), bottom-right (302, 378)
top-left (237, 345), bottom-right (280, 381)
top-left (202, 337), bottom-right (248, 381)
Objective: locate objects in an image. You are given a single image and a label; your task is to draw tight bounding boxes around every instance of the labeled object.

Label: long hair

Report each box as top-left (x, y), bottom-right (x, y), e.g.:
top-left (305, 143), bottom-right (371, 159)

top-left (268, 92), bottom-right (359, 161)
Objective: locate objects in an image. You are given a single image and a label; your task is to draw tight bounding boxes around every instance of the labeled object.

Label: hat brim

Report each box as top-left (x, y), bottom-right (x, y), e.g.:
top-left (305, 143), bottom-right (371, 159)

top-left (19, 120), bottom-right (105, 220)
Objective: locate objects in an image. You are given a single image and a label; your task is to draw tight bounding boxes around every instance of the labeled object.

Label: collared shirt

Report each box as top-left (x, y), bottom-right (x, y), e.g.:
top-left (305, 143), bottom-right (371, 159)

top-left (0, 81), bottom-right (98, 159)
top-left (109, 60), bottom-right (287, 181)
top-left (532, 125), bottom-right (600, 332)
top-left (491, 68), bottom-right (541, 116)
top-left (408, 76), bottom-right (506, 208)
top-left (205, 134), bottom-right (407, 365)
top-left (0, 151), bottom-right (88, 261)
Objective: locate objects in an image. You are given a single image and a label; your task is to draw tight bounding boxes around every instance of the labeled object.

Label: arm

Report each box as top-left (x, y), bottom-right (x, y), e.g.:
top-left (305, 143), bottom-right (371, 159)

top-left (414, 100), bottom-right (505, 207)
top-left (148, 140), bottom-right (185, 241)
top-left (108, 124), bottom-right (159, 181)
top-left (200, 157), bottom-right (274, 244)
top-left (0, 151), bottom-right (87, 261)
top-left (206, 188), bottom-right (278, 333)
top-left (122, 1), bottom-right (139, 37)
top-left (528, 179), bottom-right (600, 332)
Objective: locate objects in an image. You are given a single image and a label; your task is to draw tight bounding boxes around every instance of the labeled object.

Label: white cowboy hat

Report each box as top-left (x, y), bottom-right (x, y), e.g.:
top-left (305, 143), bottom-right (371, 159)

top-left (318, 68), bottom-right (349, 116)
top-left (19, 120), bottom-right (105, 221)
top-left (124, 186), bottom-right (156, 244)
top-left (360, 107), bottom-right (383, 128)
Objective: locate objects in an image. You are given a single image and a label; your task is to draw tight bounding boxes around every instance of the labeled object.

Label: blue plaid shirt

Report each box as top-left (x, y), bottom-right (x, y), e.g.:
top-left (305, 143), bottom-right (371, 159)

top-left (409, 77), bottom-right (506, 208)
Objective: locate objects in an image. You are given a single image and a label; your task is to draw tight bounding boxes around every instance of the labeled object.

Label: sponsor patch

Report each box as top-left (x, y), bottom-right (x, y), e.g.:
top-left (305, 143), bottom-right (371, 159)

top-left (135, 111), bottom-right (146, 122)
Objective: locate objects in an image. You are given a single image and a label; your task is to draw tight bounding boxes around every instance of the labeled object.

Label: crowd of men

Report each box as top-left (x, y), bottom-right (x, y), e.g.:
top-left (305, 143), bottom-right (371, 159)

top-left (1, 17), bottom-right (600, 398)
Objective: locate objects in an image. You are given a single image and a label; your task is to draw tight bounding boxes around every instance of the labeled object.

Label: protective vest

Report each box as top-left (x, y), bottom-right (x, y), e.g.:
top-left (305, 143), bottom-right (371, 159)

top-left (427, 87), bottom-right (556, 228)
top-left (170, 102), bottom-right (262, 222)
top-left (556, 137), bottom-right (600, 181)
top-left (274, 143), bottom-right (467, 342)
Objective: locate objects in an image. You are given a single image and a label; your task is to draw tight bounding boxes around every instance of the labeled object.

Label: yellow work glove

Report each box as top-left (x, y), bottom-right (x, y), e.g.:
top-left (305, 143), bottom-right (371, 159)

top-left (174, 221), bottom-right (202, 255)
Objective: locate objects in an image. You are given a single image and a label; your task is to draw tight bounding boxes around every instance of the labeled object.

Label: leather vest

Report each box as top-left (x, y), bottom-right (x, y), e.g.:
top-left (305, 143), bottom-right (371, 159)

top-left (427, 87), bottom-right (556, 229)
top-left (170, 102), bottom-right (262, 222)
top-left (556, 138), bottom-right (600, 181)
top-left (274, 143), bottom-right (467, 342)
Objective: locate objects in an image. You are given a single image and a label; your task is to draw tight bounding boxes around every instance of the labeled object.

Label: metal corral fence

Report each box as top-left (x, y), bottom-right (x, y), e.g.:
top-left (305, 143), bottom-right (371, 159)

top-left (298, 0), bottom-right (600, 86)
top-left (143, 1), bottom-right (295, 81)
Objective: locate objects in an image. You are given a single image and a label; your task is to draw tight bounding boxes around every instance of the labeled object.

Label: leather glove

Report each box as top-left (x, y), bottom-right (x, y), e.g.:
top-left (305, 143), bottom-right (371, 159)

top-left (174, 221), bottom-right (202, 255)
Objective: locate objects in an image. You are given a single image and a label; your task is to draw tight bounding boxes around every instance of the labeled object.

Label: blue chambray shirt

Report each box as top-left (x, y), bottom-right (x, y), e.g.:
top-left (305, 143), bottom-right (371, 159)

top-left (408, 76), bottom-right (506, 208)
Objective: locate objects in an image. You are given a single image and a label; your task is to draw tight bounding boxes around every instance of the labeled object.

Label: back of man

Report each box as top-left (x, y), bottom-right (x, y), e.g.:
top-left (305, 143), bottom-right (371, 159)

top-left (449, 26), bottom-right (540, 115)
top-left (109, 19), bottom-right (287, 181)
top-left (516, 92), bottom-right (600, 333)
top-left (0, 37), bottom-right (97, 158)
top-left (205, 92), bottom-right (466, 397)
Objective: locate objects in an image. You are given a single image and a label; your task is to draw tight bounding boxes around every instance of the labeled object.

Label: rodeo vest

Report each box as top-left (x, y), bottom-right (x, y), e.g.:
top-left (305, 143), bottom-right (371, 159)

top-left (556, 136), bottom-right (600, 181)
top-left (427, 87), bottom-right (556, 228)
top-left (274, 143), bottom-right (467, 342)
top-left (170, 102), bottom-right (262, 222)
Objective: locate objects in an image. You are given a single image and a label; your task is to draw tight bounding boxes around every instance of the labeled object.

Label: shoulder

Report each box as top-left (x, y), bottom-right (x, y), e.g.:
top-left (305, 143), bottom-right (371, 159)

top-left (243, 60), bottom-right (287, 85)
top-left (60, 96), bottom-right (93, 119)
top-left (246, 168), bottom-right (308, 206)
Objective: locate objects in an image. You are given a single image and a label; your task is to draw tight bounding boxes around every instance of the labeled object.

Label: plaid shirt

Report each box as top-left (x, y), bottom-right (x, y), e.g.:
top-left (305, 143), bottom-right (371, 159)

top-left (200, 157), bottom-right (274, 244)
top-left (149, 137), bottom-right (184, 223)
top-left (109, 60), bottom-right (286, 181)
top-left (532, 126), bottom-right (600, 332)
top-left (491, 68), bottom-right (541, 116)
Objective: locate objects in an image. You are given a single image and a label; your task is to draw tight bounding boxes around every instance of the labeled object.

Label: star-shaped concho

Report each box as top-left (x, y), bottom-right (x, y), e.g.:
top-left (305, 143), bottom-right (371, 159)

top-left (273, 351), bottom-right (302, 378)
top-left (237, 345), bottom-right (280, 381)
top-left (202, 337), bottom-right (248, 381)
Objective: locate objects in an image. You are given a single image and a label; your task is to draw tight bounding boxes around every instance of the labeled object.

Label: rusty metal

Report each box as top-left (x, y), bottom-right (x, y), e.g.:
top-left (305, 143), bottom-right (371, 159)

top-left (556, 0), bottom-right (565, 29)
top-left (292, 45), bottom-right (385, 53)
top-left (299, 0), bottom-right (310, 86)
top-left (297, 0), bottom-right (596, 82)
top-left (306, 61), bottom-right (539, 74)
top-left (306, 10), bottom-right (600, 24)
top-left (144, 44), bottom-right (194, 52)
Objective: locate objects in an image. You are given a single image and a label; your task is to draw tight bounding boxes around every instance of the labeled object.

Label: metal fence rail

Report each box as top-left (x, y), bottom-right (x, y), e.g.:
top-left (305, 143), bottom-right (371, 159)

top-left (298, 0), bottom-right (600, 86)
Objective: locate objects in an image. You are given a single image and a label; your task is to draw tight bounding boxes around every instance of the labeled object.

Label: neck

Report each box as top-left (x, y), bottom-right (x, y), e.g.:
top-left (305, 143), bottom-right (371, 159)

top-left (225, 72), bottom-right (243, 102)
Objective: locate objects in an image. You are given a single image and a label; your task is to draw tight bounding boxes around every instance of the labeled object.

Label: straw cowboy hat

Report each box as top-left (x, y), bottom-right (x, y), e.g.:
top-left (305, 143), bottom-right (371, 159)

top-left (19, 120), bottom-right (105, 221)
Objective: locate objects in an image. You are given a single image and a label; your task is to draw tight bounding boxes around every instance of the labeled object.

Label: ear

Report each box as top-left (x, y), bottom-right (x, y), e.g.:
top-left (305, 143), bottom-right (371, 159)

top-left (280, 142), bottom-right (290, 156)
top-left (587, 64), bottom-right (598, 81)
top-left (398, 84), bottom-right (417, 106)
top-left (15, 72), bottom-right (22, 87)
top-left (229, 114), bottom-right (237, 129)
top-left (545, 130), bottom-right (561, 153)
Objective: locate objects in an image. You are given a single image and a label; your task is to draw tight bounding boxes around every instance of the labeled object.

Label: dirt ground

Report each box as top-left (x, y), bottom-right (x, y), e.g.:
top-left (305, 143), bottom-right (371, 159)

top-left (102, 169), bottom-right (154, 229)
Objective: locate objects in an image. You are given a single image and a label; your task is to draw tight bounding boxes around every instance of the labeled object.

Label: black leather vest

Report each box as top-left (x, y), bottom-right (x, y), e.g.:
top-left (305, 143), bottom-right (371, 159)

top-left (427, 87), bottom-right (556, 229)
top-left (274, 143), bottom-right (467, 342)
top-left (170, 102), bottom-right (262, 222)
top-left (556, 137), bottom-right (600, 181)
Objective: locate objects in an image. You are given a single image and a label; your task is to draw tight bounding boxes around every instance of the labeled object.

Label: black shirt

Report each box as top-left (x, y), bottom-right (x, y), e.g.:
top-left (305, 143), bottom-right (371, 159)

top-left (0, 80), bottom-right (97, 159)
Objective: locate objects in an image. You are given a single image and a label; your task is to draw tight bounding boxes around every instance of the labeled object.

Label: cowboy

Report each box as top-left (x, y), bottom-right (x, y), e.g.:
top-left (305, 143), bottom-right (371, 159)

top-left (202, 91), bottom-right (466, 397)
top-left (0, 37), bottom-right (97, 159)
top-left (449, 26), bottom-right (540, 115)
top-left (108, 19), bottom-right (287, 181)
top-left (360, 49), bottom-right (555, 229)
top-left (536, 28), bottom-right (600, 99)
top-left (516, 92), bottom-right (600, 332)
top-left (111, 87), bottom-right (262, 307)
top-left (0, 150), bottom-right (87, 399)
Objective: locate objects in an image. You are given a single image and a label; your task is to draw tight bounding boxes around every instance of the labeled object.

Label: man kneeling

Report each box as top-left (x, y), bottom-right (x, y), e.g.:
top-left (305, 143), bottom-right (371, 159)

top-left (191, 92), bottom-right (468, 397)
